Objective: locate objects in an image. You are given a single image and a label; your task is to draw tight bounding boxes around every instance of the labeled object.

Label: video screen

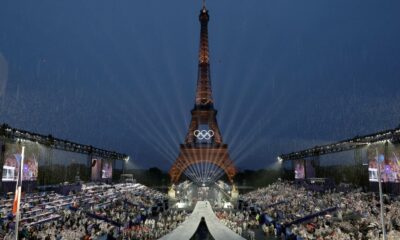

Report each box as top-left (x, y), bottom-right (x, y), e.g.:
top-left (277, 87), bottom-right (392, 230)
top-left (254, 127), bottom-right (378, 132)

top-left (91, 157), bottom-right (102, 181)
top-left (368, 144), bottom-right (400, 183)
top-left (101, 159), bottom-right (113, 179)
top-left (2, 142), bottom-right (39, 182)
top-left (294, 159), bottom-right (305, 179)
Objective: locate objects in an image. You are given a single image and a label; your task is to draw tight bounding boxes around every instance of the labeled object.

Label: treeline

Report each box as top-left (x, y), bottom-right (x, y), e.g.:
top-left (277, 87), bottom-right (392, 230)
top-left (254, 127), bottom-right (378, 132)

top-left (124, 167), bottom-right (281, 189)
top-left (315, 164), bottom-right (369, 187)
top-left (234, 169), bottom-right (281, 188)
top-left (125, 167), bottom-right (170, 187)
top-left (281, 164), bottom-right (370, 189)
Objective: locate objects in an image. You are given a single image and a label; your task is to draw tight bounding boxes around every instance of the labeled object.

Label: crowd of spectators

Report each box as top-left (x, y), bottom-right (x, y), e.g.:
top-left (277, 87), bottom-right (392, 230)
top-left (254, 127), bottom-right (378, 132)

top-left (214, 210), bottom-right (259, 240)
top-left (240, 181), bottom-right (400, 240)
top-left (122, 209), bottom-right (189, 239)
top-left (0, 182), bottom-right (189, 240)
top-left (4, 180), bottom-right (400, 240)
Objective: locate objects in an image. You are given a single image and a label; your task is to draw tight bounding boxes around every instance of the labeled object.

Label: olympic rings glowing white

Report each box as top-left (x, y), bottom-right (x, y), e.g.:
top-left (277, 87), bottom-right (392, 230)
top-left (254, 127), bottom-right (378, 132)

top-left (194, 130), bottom-right (214, 140)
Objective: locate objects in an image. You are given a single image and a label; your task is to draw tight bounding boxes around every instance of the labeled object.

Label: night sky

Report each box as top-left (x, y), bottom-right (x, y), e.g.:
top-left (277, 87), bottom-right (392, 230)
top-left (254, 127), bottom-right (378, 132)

top-left (0, 0), bottom-right (400, 171)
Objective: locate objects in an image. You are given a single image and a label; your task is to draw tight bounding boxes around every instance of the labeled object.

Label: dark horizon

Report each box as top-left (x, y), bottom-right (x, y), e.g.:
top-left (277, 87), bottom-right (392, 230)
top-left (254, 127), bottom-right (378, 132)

top-left (1, 0), bottom-right (400, 172)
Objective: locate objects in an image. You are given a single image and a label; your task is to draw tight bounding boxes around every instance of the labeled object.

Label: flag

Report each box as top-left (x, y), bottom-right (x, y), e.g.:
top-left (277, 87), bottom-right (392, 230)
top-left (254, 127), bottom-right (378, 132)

top-left (12, 148), bottom-right (24, 216)
top-left (12, 191), bottom-right (18, 215)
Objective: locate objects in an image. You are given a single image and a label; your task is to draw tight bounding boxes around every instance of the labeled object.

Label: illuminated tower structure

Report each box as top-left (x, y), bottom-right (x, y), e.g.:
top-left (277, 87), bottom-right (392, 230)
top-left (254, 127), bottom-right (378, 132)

top-left (169, 4), bottom-right (236, 183)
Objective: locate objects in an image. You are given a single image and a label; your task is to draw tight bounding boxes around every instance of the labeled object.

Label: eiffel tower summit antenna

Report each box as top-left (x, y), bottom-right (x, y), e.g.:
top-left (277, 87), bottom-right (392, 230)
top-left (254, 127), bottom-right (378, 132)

top-left (202, 0), bottom-right (206, 10)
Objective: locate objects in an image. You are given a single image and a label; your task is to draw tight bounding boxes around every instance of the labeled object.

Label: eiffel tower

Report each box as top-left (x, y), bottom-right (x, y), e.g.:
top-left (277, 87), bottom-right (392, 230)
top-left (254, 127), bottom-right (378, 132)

top-left (169, 4), bottom-right (236, 184)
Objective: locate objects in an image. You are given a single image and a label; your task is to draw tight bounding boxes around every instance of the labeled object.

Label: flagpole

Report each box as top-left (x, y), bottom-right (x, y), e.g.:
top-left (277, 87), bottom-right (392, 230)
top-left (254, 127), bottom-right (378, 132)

top-left (377, 146), bottom-right (387, 240)
top-left (15, 146), bottom-right (25, 240)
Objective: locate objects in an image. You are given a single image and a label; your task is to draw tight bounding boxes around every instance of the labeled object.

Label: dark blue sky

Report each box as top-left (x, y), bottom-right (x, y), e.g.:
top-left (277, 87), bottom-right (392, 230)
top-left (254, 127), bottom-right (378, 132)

top-left (0, 0), bottom-right (400, 171)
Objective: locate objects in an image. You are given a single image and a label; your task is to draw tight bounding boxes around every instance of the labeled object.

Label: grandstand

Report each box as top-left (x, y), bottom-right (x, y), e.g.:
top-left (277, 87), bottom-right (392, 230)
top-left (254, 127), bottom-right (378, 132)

top-left (1, 0), bottom-right (399, 240)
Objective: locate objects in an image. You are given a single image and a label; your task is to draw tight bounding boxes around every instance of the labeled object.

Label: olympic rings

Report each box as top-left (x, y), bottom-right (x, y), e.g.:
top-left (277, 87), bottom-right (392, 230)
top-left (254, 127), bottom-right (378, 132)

top-left (194, 130), bottom-right (214, 140)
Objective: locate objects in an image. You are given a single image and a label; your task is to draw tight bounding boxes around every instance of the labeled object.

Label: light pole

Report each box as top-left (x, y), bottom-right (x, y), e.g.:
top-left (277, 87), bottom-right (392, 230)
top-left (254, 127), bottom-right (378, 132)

top-left (123, 156), bottom-right (130, 174)
top-left (277, 156), bottom-right (283, 180)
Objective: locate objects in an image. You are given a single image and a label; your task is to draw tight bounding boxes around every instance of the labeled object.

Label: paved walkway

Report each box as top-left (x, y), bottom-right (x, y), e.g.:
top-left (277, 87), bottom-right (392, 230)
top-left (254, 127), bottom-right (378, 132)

top-left (159, 201), bottom-right (245, 240)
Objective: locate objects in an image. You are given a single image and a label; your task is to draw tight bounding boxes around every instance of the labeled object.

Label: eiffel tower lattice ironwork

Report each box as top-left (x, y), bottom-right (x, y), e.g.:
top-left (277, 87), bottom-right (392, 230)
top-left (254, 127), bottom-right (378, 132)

top-left (169, 5), bottom-right (236, 183)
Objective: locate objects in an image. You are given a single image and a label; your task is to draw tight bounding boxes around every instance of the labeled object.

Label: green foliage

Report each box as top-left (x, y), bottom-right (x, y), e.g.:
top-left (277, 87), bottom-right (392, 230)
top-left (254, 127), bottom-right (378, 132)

top-left (234, 169), bottom-right (281, 188)
top-left (125, 167), bottom-right (170, 187)
top-left (38, 163), bottom-right (90, 185)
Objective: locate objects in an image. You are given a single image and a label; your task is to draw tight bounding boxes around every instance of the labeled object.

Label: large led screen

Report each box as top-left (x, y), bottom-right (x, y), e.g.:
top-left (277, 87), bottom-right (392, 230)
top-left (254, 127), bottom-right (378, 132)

top-left (101, 159), bottom-right (112, 179)
top-left (2, 142), bottom-right (39, 182)
top-left (294, 159), bottom-right (305, 179)
top-left (368, 144), bottom-right (400, 183)
top-left (91, 157), bottom-right (102, 181)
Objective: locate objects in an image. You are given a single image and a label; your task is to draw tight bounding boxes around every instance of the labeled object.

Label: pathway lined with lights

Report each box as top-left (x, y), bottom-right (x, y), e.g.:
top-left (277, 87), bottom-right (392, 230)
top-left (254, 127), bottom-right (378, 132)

top-left (159, 201), bottom-right (245, 240)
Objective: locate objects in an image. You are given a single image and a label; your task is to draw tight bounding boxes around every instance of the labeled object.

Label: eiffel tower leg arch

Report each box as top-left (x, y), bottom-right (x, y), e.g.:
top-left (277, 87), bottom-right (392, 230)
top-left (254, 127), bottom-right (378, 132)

top-left (170, 146), bottom-right (236, 184)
